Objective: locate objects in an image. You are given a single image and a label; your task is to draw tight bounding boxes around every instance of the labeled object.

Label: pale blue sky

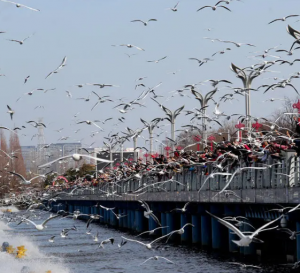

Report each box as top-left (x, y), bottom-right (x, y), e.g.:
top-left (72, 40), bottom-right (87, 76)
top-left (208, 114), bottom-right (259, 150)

top-left (0, 0), bottom-right (300, 150)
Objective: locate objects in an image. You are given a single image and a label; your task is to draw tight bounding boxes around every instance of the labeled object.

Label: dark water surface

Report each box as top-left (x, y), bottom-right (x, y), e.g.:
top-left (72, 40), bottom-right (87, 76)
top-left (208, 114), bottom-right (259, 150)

top-left (2, 211), bottom-right (292, 273)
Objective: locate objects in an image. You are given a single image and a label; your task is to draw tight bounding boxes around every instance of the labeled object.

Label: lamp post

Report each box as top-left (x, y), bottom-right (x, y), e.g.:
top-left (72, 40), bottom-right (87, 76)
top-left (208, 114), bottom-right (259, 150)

top-left (235, 121), bottom-right (245, 142)
top-left (125, 127), bottom-right (144, 162)
top-left (252, 121), bottom-right (262, 132)
top-left (293, 100), bottom-right (300, 122)
top-left (193, 135), bottom-right (202, 151)
top-left (144, 153), bottom-right (150, 162)
top-left (164, 146), bottom-right (171, 157)
top-left (191, 88), bottom-right (217, 146)
top-left (230, 63), bottom-right (263, 129)
top-left (208, 135), bottom-right (216, 152)
top-left (140, 118), bottom-right (161, 155)
top-left (161, 105), bottom-right (185, 151)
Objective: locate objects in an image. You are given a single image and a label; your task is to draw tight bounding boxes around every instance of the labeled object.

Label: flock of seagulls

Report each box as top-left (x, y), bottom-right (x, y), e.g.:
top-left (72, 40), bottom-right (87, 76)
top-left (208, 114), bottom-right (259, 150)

top-left (1, 0), bottom-right (300, 271)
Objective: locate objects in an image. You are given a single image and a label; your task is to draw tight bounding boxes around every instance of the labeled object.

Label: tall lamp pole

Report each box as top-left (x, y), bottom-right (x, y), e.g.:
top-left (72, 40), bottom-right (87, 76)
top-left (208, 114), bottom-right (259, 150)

top-left (161, 105), bottom-right (185, 152)
top-left (140, 118), bottom-right (161, 155)
top-left (191, 88), bottom-right (217, 147)
top-left (230, 63), bottom-right (263, 129)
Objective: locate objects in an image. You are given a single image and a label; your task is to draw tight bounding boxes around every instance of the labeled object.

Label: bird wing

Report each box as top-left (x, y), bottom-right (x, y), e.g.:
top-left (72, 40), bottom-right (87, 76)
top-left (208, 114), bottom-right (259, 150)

top-left (23, 218), bottom-right (37, 227)
top-left (219, 5), bottom-right (231, 11)
top-left (150, 213), bottom-right (162, 226)
top-left (286, 15), bottom-right (300, 19)
top-left (139, 257), bottom-right (154, 265)
top-left (197, 6), bottom-right (210, 11)
top-left (268, 19), bottom-right (281, 24)
top-left (8, 171), bottom-right (26, 182)
top-left (251, 216), bottom-right (282, 237)
top-left (38, 155), bottom-right (72, 168)
top-left (206, 211), bottom-right (245, 239)
top-left (131, 20), bottom-right (143, 23)
top-left (121, 236), bottom-right (146, 246)
top-left (41, 214), bottom-right (60, 227)
top-left (158, 257), bottom-right (174, 264)
top-left (79, 154), bottom-right (113, 163)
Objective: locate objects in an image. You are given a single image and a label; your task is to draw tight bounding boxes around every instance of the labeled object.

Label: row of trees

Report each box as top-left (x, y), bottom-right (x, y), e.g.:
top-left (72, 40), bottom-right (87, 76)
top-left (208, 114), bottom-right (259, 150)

top-left (0, 130), bottom-right (27, 196)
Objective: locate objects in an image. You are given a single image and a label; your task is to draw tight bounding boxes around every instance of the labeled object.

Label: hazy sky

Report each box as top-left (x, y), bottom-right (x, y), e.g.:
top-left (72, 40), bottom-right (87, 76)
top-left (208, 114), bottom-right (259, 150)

top-left (0, 0), bottom-right (300, 152)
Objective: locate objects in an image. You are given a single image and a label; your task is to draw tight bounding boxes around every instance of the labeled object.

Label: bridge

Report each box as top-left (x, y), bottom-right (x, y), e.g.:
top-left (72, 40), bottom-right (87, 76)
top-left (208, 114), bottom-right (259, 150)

top-left (50, 150), bottom-right (300, 263)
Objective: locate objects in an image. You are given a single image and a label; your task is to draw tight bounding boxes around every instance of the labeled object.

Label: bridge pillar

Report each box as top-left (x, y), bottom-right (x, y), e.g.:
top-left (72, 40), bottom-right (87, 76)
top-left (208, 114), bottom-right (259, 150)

top-left (201, 214), bottom-right (211, 247)
top-left (192, 215), bottom-right (201, 244)
top-left (100, 208), bottom-right (104, 223)
top-left (210, 205), bottom-right (223, 250)
top-left (225, 205), bottom-right (239, 253)
top-left (181, 214), bottom-right (191, 243)
top-left (166, 213), bottom-right (175, 241)
top-left (127, 210), bottom-right (132, 229)
top-left (135, 210), bottom-right (144, 232)
top-left (123, 209), bottom-right (128, 228)
top-left (161, 212), bottom-right (167, 235)
top-left (118, 209), bottom-right (123, 228)
top-left (131, 210), bottom-right (135, 231)
top-left (297, 222), bottom-right (300, 261)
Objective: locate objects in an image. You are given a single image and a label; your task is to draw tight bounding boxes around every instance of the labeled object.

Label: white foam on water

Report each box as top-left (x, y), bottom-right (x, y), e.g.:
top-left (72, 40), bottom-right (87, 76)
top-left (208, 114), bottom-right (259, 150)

top-left (0, 207), bottom-right (71, 273)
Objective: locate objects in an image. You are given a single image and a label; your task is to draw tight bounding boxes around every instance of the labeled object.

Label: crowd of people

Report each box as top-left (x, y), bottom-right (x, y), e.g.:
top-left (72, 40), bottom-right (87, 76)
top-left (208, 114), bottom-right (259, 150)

top-left (56, 120), bottom-right (300, 190)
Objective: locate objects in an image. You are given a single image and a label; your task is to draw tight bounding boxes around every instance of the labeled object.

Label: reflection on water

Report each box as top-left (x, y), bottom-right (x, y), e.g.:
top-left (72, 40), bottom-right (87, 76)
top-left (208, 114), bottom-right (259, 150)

top-left (0, 209), bottom-right (292, 273)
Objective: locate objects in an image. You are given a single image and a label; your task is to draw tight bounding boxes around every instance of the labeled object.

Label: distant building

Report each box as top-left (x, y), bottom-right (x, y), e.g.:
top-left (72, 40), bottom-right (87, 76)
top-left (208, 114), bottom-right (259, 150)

top-left (21, 146), bottom-right (37, 171)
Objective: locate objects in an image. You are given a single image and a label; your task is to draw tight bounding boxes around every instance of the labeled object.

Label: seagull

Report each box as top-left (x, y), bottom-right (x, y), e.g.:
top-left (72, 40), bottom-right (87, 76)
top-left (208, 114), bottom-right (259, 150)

top-left (170, 202), bottom-right (190, 212)
top-left (206, 211), bottom-right (281, 246)
top-left (228, 262), bottom-right (261, 269)
top-left (22, 214), bottom-right (60, 231)
top-left (48, 236), bottom-right (55, 243)
top-left (121, 234), bottom-right (170, 250)
top-left (0, 0), bottom-right (40, 11)
top-left (112, 44), bottom-right (145, 51)
top-left (198, 172), bottom-right (232, 192)
top-left (218, 39), bottom-right (255, 47)
top-left (212, 48), bottom-right (231, 56)
top-left (277, 228), bottom-right (300, 240)
top-left (139, 200), bottom-right (161, 226)
top-left (45, 56), bottom-right (67, 79)
top-left (189, 57), bottom-right (213, 66)
top-left (24, 75), bottom-right (30, 84)
top-left (7, 105), bottom-right (14, 120)
top-left (118, 238), bottom-right (127, 248)
top-left (147, 56), bottom-right (167, 63)
top-left (86, 83), bottom-right (119, 88)
top-left (77, 120), bottom-right (103, 130)
top-left (38, 153), bottom-right (112, 168)
top-left (167, 2), bottom-right (179, 12)
top-left (99, 238), bottom-right (114, 248)
top-left (100, 205), bottom-right (115, 211)
top-left (136, 226), bottom-right (168, 237)
top-left (8, 34), bottom-right (33, 45)
top-left (66, 90), bottom-right (72, 98)
top-left (197, 3), bottom-right (231, 12)
top-left (165, 223), bottom-right (194, 243)
top-left (131, 19), bottom-right (157, 26)
top-left (139, 256), bottom-right (174, 265)
top-left (268, 15), bottom-right (299, 24)
top-left (8, 171), bottom-right (42, 185)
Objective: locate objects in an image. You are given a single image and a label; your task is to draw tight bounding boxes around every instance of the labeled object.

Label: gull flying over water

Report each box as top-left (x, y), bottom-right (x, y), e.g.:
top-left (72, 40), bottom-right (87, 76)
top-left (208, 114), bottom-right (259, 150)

top-left (207, 211), bottom-right (282, 246)
top-left (139, 256), bottom-right (174, 265)
top-left (22, 214), bottom-right (60, 231)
